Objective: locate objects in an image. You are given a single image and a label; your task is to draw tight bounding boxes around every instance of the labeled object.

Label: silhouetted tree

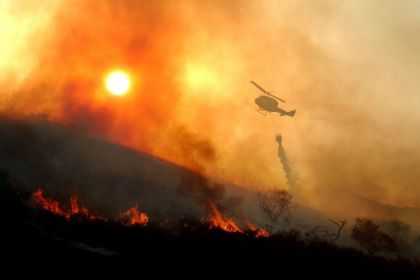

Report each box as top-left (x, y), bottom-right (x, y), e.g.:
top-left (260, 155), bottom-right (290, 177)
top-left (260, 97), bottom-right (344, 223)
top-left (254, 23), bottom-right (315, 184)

top-left (307, 219), bottom-right (347, 242)
top-left (329, 219), bottom-right (347, 241)
top-left (352, 218), bottom-right (397, 255)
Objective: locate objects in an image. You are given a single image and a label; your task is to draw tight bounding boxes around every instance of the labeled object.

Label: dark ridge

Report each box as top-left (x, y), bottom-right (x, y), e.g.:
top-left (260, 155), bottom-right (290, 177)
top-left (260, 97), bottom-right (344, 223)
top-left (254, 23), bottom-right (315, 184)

top-left (0, 117), bottom-right (220, 218)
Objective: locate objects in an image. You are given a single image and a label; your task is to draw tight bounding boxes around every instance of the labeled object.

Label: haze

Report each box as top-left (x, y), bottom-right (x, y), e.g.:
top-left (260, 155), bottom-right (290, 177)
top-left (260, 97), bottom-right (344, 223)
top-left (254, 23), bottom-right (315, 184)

top-left (2, 0), bottom-right (420, 224)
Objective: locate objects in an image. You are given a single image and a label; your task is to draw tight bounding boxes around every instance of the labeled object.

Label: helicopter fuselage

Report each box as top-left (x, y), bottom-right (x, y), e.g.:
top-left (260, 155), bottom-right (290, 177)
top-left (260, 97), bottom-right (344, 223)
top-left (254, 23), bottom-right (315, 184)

top-left (255, 95), bottom-right (296, 117)
top-left (255, 95), bottom-right (280, 113)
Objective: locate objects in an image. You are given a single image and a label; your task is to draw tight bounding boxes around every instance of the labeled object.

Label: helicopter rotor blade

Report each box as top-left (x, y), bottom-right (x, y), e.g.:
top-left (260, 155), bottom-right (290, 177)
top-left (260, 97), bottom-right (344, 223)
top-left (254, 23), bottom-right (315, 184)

top-left (266, 92), bottom-right (286, 103)
top-left (250, 81), bottom-right (286, 103)
top-left (251, 81), bottom-right (269, 94)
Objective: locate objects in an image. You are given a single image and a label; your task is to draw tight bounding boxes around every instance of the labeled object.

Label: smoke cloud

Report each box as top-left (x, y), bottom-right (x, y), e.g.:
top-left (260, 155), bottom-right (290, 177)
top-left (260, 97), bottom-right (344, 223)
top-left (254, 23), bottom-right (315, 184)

top-left (2, 0), bottom-right (420, 225)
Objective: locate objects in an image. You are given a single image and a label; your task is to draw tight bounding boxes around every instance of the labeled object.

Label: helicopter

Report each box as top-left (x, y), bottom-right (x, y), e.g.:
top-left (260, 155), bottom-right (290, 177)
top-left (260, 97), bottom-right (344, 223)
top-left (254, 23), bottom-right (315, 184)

top-left (251, 81), bottom-right (296, 117)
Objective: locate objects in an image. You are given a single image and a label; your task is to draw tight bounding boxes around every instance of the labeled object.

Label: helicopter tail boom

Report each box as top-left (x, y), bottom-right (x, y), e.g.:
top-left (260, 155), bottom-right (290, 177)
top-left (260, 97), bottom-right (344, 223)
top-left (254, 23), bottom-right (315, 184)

top-left (281, 110), bottom-right (296, 117)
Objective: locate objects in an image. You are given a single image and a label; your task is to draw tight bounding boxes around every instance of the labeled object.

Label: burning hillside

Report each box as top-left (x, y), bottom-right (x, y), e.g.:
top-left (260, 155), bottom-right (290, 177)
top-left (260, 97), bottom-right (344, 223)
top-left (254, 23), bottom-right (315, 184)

top-left (1, 118), bottom-right (420, 250)
top-left (1, 173), bottom-right (420, 277)
top-left (0, 117), bottom-right (418, 276)
top-left (31, 188), bottom-right (269, 238)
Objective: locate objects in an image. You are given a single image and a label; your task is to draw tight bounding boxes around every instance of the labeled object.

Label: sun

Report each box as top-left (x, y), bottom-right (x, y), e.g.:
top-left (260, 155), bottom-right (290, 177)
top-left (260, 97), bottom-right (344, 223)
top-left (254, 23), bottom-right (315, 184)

top-left (104, 70), bottom-right (131, 96)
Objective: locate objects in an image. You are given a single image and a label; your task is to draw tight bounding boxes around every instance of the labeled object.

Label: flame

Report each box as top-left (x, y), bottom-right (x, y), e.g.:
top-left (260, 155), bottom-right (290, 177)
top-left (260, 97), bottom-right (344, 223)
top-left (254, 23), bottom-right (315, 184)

top-left (121, 206), bottom-right (149, 226)
top-left (70, 195), bottom-right (94, 218)
top-left (207, 201), bottom-right (270, 237)
top-left (246, 222), bottom-right (270, 238)
top-left (32, 189), bottom-right (67, 217)
top-left (33, 189), bottom-right (268, 238)
top-left (32, 189), bottom-right (150, 225)
top-left (207, 202), bottom-right (243, 233)
top-left (32, 188), bottom-right (98, 220)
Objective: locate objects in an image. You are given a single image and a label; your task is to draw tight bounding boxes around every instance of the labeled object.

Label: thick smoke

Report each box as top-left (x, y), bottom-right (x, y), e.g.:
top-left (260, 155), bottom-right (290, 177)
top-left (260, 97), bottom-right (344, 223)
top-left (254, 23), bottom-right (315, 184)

top-left (2, 0), bottom-right (420, 226)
